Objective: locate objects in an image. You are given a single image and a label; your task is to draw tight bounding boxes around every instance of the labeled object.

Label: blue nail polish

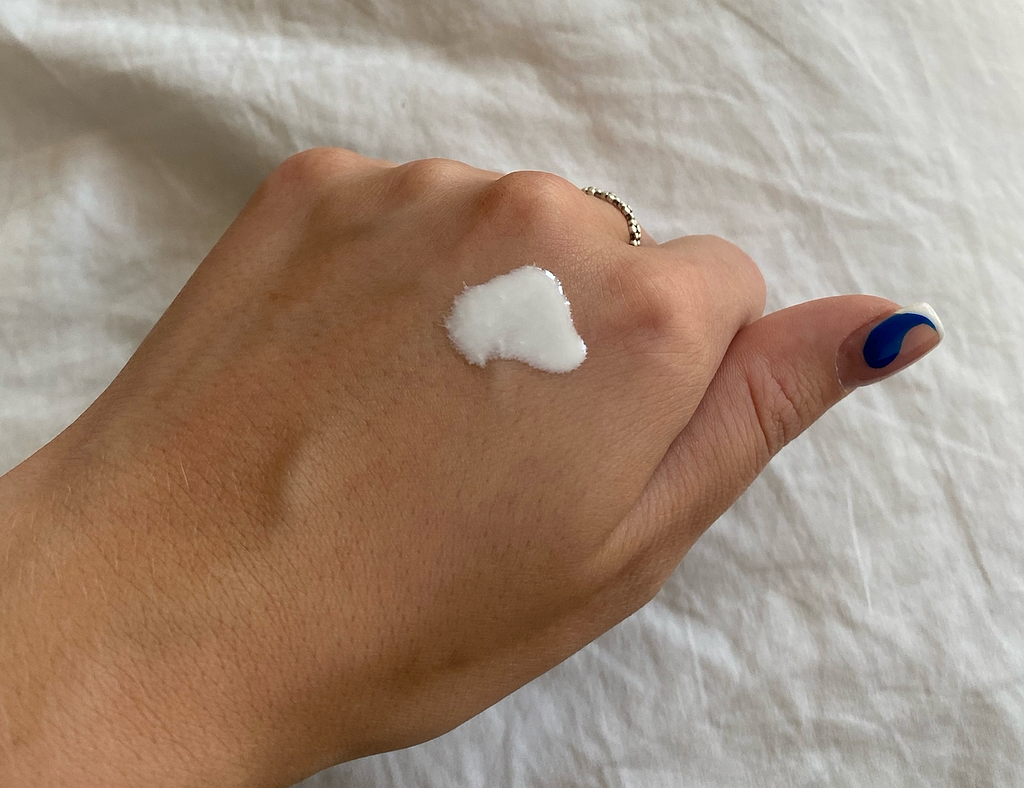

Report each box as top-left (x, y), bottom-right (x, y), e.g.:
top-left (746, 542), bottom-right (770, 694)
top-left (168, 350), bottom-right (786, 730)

top-left (863, 304), bottom-right (944, 369)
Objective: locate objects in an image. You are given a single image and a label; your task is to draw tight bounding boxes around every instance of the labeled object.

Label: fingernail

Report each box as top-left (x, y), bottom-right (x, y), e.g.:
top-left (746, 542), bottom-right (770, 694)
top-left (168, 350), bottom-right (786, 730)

top-left (837, 303), bottom-right (944, 390)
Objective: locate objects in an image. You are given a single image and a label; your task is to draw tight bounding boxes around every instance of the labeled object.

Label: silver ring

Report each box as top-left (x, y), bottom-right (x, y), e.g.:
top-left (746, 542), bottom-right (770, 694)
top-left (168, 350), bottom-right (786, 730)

top-left (582, 187), bottom-right (642, 246)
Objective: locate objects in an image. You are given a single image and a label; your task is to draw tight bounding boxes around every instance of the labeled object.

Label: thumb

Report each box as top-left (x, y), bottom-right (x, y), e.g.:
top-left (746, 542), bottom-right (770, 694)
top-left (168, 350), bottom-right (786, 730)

top-left (636, 295), bottom-right (944, 548)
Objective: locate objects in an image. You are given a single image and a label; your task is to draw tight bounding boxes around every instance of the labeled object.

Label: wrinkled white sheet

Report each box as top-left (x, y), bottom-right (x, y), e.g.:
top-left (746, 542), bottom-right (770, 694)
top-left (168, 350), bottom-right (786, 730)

top-left (2, 1), bottom-right (1023, 785)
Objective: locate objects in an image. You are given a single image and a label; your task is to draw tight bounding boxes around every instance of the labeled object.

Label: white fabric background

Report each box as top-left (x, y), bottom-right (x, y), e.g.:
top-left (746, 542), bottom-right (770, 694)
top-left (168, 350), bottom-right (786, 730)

top-left (2, 0), bottom-right (1023, 785)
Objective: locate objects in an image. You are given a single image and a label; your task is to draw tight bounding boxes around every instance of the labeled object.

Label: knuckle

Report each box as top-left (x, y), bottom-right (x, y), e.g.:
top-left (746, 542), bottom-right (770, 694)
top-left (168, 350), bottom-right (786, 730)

top-left (689, 234), bottom-right (749, 265)
top-left (474, 170), bottom-right (578, 240)
top-left (257, 148), bottom-right (364, 210)
top-left (743, 356), bottom-right (812, 459)
top-left (267, 147), bottom-right (358, 190)
top-left (387, 158), bottom-right (469, 203)
top-left (724, 242), bottom-right (766, 311)
top-left (690, 235), bottom-right (766, 311)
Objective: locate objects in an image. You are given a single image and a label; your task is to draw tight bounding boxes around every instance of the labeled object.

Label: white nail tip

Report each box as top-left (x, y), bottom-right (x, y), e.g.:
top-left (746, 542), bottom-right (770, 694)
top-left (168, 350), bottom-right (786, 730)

top-left (896, 302), bottom-right (945, 341)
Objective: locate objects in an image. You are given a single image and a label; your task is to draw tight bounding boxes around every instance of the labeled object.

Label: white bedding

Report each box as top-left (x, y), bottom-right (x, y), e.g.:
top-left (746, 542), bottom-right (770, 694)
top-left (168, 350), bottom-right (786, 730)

top-left (2, 1), bottom-right (1023, 785)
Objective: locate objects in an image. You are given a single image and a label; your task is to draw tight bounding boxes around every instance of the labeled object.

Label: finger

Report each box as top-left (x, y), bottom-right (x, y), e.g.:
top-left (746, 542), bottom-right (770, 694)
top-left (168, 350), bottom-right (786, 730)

top-left (631, 295), bottom-right (944, 554)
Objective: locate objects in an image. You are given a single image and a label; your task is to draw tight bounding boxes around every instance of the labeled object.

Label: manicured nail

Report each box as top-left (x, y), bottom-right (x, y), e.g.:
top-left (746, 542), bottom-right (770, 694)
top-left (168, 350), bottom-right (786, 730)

top-left (837, 303), bottom-right (944, 390)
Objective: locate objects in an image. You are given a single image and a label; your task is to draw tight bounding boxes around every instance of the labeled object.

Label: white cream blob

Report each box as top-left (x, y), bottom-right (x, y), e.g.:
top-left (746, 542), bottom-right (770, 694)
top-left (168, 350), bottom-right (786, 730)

top-left (446, 266), bottom-right (587, 373)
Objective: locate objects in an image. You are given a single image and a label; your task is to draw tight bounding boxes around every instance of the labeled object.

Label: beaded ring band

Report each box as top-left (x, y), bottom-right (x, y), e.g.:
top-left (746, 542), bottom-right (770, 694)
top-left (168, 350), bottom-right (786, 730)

top-left (581, 186), bottom-right (642, 247)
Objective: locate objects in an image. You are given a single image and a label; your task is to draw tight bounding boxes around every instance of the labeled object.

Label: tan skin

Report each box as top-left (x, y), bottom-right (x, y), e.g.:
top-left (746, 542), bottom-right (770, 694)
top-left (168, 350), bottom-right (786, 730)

top-left (0, 149), bottom-right (912, 787)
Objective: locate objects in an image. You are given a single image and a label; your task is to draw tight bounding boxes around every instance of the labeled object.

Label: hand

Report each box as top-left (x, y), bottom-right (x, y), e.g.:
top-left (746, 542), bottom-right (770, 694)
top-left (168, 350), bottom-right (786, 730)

top-left (0, 149), bottom-right (941, 788)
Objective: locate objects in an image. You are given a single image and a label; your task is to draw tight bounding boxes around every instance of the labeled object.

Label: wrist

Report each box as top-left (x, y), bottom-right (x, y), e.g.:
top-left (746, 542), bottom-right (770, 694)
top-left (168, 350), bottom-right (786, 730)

top-left (0, 454), bottom-right (90, 785)
top-left (0, 447), bottom-right (262, 788)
